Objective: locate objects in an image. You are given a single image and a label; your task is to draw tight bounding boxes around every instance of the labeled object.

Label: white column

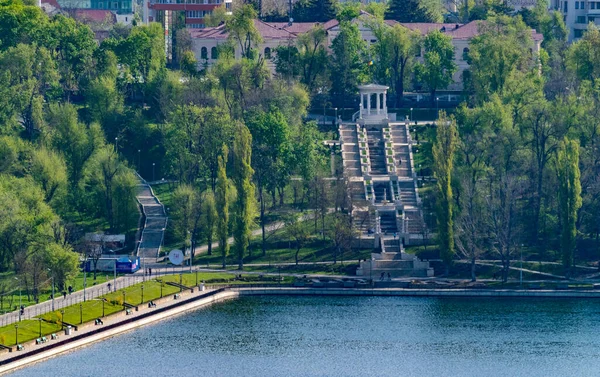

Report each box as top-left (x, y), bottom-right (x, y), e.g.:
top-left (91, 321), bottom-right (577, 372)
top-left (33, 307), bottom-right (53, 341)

top-left (376, 92), bottom-right (380, 115)
top-left (383, 92), bottom-right (387, 116)
top-left (367, 93), bottom-right (371, 115)
top-left (360, 93), bottom-right (364, 118)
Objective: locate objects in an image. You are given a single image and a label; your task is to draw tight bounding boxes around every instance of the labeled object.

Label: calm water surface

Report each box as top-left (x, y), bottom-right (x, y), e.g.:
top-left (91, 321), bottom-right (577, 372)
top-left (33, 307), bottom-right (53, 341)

top-left (9, 296), bottom-right (600, 377)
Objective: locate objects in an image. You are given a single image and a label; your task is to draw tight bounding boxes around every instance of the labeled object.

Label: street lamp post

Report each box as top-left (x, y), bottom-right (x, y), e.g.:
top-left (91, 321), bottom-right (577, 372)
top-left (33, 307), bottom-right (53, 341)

top-left (14, 277), bottom-right (21, 322)
top-left (436, 97), bottom-right (439, 118)
top-left (152, 163), bottom-right (156, 182)
top-left (141, 284), bottom-right (144, 305)
top-left (122, 291), bottom-right (126, 311)
top-left (14, 324), bottom-right (18, 348)
top-left (38, 318), bottom-right (42, 337)
top-left (160, 281), bottom-right (163, 298)
top-left (410, 107), bottom-right (413, 121)
top-left (334, 107), bottom-right (338, 124)
top-left (60, 310), bottom-right (65, 330)
top-left (47, 269), bottom-right (55, 312)
top-left (83, 256), bottom-right (87, 302)
top-left (115, 137), bottom-right (118, 154)
top-left (79, 303), bottom-right (83, 324)
top-left (137, 149), bottom-right (141, 172)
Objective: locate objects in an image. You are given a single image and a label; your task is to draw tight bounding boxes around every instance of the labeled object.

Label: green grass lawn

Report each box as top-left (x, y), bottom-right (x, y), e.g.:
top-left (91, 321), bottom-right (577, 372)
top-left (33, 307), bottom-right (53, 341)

top-left (0, 320), bottom-right (62, 347)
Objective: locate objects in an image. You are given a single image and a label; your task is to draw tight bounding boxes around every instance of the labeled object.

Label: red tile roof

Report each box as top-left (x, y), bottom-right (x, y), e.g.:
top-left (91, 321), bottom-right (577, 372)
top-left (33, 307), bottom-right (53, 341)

top-left (190, 19), bottom-right (542, 43)
top-left (398, 22), bottom-right (464, 35)
top-left (190, 19), bottom-right (340, 40)
top-left (41, 0), bottom-right (60, 9)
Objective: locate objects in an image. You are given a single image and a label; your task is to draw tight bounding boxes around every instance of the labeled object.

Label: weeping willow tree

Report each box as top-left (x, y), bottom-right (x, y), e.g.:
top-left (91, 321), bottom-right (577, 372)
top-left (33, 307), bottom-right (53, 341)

top-left (232, 124), bottom-right (256, 270)
top-left (557, 137), bottom-right (582, 278)
top-left (216, 145), bottom-right (230, 269)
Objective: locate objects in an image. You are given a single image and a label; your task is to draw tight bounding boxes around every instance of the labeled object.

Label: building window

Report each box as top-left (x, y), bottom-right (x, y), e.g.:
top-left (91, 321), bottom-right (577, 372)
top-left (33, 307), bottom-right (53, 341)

top-left (564, 1), bottom-right (568, 11)
top-left (592, 2), bottom-right (596, 8)
top-left (98, 1), bottom-right (102, 7)
top-left (590, 16), bottom-right (596, 22)
top-left (211, 46), bottom-right (218, 59)
top-left (577, 16), bottom-right (586, 23)
top-left (264, 47), bottom-right (271, 59)
top-left (201, 47), bottom-right (208, 59)
top-left (574, 28), bottom-right (584, 38)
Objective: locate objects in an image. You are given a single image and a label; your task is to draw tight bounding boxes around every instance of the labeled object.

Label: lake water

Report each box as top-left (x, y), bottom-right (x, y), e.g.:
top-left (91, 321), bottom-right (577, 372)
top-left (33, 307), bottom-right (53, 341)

top-left (8, 295), bottom-right (600, 377)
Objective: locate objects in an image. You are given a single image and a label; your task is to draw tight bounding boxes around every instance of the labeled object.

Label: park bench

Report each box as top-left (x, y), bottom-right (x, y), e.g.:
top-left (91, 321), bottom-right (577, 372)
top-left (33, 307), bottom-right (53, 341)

top-left (343, 281), bottom-right (356, 288)
top-left (173, 294), bottom-right (180, 299)
top-left (126, 309), bottom-right (132, 315)
top-left (41, 336), bottom-right (47, 343)
top-left (35, 338), bottom-right (42, 345)
top-left (293, 281), bottom-right (305, 287)
top-left (51, 333), bottom-right (58, 340)
top-left (16, 345), bottom-right (24, 351)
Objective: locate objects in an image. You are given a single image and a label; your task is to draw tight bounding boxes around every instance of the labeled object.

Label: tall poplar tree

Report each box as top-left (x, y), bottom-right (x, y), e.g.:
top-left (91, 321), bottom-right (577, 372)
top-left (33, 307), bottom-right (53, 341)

top-left (433, 113), bottom-right (458, 274)
top-left (232, 124), bottom-right (255, 270)
top-left (557, 137), bottom-right (582, 278)
top-left (215, 145), bottom-right (230, 269)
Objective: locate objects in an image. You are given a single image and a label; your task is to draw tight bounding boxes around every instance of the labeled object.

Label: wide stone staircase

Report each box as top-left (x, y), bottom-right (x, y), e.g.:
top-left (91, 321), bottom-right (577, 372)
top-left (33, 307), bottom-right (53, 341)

top-left (356, 238), bottom-right (433, 278)
top-left (136, 183), bottom-right (167, 261)
top-left (366, 129), bottom-right (387, 175)
top-left (339, 114), bottom-right (432, 278)
top-left (341, 124), bottom-right (361, 177)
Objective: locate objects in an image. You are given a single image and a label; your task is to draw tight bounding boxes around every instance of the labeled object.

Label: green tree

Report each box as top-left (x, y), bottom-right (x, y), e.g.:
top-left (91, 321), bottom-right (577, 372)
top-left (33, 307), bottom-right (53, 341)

top-left (567, 24), bottom-right (600, 82)
top-left (232, 124), bottom-right (255, 270)
top-left (30, 147), bottom-right (68, 205)
top-left (433, 113), bottom-right (458, 274)
top-left (329, 21), bottom-right (366, 108)
top-left (285, 214), bottom-right (309, 265)
top-left (170, 184), bottom-right (201, 251)
top-left (385, 0), bottom-right (441, 22)
top-left (0, 43), bottom-right (59, 138)
top-left (372, 22), bottom-right (419, 107)
top-left (46, 103), bottom-right (102, 186)
top-left (557, 137), bottom-right (582, 278)
top-left (45, 15), bottom-right (97, 97)
top-left (246, 107), bottom-right (290, 256)
top-left (81, 146), bottom-right (135, 232)
top-left (44, 242), bottom-right (79, 291)
top-left (202, 191), bottom-right (218, 256)
top-left (468, 16), bottom-right (535, 102)
top-left (226, 5), bottom-right (262, 59)
top-left (292, 0), bottom-right (337, 22)
top-left (215, 146), bottom-right (230, 269)
top-left (86, 76), bottom-right (124, 130)
top-left (415, 30), bottom-right (457, 106)
top-left (180, 50), bottom-right (197, 78)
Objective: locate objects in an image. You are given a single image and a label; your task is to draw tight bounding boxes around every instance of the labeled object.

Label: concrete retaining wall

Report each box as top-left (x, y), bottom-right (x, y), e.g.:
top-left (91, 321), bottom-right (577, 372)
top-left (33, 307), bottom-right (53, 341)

top-left (236, 287), bottom-right (600, 298)
top-left (0, 289), bottom-right (239, 376)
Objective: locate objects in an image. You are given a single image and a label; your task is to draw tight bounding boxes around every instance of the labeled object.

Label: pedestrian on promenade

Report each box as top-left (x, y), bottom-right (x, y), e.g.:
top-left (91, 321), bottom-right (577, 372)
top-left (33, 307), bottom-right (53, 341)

top-left (149, 268), bottom-right (152, 276)
top-left (107, 283), bottom-right (112, 292)
top-left (63, 291), bottom-right (67, 299)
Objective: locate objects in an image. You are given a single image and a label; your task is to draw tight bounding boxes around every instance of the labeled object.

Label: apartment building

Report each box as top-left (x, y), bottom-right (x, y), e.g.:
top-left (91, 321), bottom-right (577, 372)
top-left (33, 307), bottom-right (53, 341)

top-left (552, 0), bottom-right (600, 40)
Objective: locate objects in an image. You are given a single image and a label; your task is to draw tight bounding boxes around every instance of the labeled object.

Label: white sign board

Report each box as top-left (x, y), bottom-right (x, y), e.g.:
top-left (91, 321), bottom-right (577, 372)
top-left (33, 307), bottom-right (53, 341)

top-left (169, 249), bottom-right (184, 265)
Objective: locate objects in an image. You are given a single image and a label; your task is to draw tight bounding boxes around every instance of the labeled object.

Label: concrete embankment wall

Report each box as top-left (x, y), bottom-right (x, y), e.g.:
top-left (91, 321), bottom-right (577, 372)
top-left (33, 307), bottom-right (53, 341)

top-left (0, 289), bottom-right (239, 376)
top-left (236, 287), bottom-right (600, 299)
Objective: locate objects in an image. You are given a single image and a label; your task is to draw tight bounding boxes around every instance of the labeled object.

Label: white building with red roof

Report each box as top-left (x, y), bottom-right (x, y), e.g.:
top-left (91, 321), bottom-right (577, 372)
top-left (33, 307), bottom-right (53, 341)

top-left (190, 15), bottom-right (543, 90)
